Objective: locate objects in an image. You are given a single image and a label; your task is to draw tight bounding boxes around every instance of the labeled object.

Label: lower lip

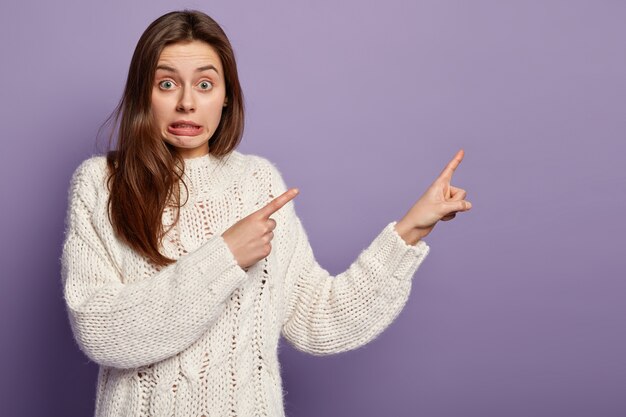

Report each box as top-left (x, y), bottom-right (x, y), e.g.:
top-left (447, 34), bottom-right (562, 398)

top-left (168, 125), bottom-right (203, 136)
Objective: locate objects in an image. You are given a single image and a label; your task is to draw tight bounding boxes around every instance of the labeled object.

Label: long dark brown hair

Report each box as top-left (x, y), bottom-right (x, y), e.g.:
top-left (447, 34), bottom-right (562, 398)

top-left (99, 10), bottom-right (245, 267)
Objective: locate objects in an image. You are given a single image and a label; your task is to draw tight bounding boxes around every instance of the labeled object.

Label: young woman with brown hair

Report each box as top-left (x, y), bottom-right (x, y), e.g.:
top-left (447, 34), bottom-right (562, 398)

top-left (61, 9), bottom-right (471, 417)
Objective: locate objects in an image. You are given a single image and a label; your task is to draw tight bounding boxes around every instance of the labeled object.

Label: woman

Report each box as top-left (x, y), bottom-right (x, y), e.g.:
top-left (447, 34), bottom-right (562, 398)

top-left (61, 9), bottom-right (472, 417)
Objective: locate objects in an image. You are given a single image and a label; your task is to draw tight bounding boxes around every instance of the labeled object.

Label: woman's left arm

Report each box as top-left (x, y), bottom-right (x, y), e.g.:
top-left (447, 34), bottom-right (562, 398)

top-left (279, 212), bottom-right (429, 356)
top-left (267, 149), bottom-right (471, 355)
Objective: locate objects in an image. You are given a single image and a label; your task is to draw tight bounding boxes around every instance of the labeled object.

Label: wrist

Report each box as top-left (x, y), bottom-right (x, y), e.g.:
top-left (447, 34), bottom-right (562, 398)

top-left (394, 220), bottom-right (428, 246)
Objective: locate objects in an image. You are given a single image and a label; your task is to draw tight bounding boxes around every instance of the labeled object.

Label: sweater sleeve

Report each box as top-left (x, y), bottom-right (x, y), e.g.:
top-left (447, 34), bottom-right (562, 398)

top-left (263, 160), bottom-right (431, 356)
top-left (60, 158), bottom-right (249, 369)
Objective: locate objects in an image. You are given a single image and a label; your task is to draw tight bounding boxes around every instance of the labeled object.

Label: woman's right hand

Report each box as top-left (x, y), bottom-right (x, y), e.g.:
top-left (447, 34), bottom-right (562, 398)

top-left (222, 188), bottom-right (299, 271)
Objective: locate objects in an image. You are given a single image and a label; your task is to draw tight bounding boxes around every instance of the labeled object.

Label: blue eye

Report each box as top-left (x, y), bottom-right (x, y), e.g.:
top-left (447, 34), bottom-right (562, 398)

top-left (159, 80), bottom-right (174, 89)
top-left (199, 81), bottom-right (213, 90)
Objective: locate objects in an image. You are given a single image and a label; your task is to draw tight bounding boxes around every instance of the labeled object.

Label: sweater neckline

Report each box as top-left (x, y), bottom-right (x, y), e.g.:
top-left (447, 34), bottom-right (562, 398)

top-left (179, 150), bottom-right (242, 201)
top-left (183, 152), bottom-right (221, 169)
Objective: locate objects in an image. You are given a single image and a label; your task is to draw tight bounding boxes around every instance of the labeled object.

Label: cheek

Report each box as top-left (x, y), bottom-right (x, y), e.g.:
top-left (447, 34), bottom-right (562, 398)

top-left (203, 96), bottom-right (227, 123)
top-left (151, 97), bottom-right (169, 124)
top-left (210, 102), bottom-right (225, 120)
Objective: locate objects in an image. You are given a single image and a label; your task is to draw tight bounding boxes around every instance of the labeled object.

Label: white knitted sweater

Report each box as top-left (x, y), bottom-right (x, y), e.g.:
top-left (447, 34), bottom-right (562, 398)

top-left (60, 149), bottom-right (430, 417)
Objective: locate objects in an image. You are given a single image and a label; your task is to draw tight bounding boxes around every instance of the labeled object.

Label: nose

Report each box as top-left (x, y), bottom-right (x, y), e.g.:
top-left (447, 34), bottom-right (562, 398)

top-left (176, 85), bottom-right (195, 112)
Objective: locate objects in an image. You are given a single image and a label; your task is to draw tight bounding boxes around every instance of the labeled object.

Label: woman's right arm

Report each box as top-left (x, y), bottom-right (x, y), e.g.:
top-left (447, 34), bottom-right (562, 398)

top-left (60, 159), bottom-right (248, 370)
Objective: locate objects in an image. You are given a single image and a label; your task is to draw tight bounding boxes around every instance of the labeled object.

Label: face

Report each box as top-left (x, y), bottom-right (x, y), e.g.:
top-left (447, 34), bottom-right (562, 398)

top-left (151, 40), bottom-right (228, 159)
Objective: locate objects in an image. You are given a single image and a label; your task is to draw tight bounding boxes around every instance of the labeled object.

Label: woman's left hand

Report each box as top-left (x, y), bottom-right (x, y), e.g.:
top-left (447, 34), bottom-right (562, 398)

top-left (394, 149), bottom-right (472, 245)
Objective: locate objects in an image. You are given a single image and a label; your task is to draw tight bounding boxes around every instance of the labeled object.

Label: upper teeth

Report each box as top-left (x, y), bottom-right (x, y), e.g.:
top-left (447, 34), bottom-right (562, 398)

top-left (174, 124), bottom-right (197, 128)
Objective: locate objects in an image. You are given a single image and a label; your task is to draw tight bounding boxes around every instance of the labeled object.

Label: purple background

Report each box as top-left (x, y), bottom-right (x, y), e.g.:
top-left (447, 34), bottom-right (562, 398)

top-left (1, 1), bottom-right (625, 416)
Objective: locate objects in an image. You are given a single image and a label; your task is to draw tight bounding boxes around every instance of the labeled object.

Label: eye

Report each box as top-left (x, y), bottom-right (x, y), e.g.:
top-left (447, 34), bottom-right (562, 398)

top-left (198, 80), bottom-right (213, 90)
top-left (158, 80), bottom-right (175, 90)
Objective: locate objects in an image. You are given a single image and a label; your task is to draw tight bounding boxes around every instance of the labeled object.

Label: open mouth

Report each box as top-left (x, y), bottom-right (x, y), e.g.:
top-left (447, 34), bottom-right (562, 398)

top-left (170, 123), bottom-right (200, 128)
top-left (168, 123), bottom-right (203, 136)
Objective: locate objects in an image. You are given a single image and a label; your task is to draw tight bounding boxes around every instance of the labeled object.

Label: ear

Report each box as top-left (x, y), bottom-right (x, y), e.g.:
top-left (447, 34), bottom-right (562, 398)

top-left (223, 97), bottom-right (228, 107)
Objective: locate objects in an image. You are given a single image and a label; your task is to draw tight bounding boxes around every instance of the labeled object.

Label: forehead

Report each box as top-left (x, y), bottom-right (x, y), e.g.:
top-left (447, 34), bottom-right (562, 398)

top-left (157, 40), bottom-right (222, 70)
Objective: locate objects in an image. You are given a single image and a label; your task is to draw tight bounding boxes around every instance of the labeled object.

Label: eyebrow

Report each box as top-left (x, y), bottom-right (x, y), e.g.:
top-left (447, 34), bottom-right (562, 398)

top-left (155, 64), bottom-right (219, 74)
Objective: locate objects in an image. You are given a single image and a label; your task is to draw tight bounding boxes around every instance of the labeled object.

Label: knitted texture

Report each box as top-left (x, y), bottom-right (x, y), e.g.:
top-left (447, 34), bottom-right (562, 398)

top-left (60, 150), bottom-right (430, 417)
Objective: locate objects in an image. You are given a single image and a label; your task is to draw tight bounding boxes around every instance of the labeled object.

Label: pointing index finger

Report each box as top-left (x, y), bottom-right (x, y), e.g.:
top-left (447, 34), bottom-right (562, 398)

top-left (439, 149), bottom-right (464, 179)
top-left (258, 188), bottom-right (300, 218)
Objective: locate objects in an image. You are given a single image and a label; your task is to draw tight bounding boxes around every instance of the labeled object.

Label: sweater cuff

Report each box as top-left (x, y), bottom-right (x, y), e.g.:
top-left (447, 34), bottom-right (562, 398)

top-left (179, 234), bottom-right (249, 296)
top-left (369, 221), bottom-right (430, 284)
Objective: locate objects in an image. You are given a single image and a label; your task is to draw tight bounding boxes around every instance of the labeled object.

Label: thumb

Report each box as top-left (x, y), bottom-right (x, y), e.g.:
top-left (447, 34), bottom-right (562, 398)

top-left (442, 200), bottom-right (472, 215)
